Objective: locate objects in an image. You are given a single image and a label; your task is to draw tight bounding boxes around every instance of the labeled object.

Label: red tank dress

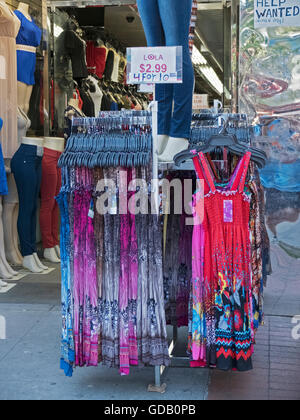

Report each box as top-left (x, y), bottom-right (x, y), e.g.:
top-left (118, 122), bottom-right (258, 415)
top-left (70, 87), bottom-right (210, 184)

top-left (195, 151), bottom-right (254, 371)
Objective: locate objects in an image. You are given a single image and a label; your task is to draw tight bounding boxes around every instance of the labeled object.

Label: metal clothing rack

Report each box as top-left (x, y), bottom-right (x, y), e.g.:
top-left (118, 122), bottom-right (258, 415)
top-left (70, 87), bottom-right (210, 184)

top-left (148, 102), bottom-right (191, 393)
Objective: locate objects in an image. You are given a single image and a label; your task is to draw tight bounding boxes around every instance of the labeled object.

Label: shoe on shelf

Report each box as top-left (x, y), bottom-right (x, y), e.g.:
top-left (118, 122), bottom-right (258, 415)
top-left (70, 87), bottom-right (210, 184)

top-left (158, 137), bottom-right (189, 163)
top-left (23, 255), bottom-right (44, 274)
top-left (33, 253), bottom-right (48, 271)
top-left (44, 248), bottom-right (61, 264)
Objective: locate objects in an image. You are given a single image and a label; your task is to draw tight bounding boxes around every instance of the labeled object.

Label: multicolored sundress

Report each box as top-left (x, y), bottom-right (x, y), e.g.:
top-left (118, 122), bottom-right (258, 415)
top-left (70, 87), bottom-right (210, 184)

top-left (191, 151), bottom-right (254, 371)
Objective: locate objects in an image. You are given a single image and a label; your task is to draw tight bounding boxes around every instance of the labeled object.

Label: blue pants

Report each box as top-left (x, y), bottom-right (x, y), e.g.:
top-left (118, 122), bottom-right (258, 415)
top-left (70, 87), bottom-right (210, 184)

top-left (11, 145), bottom-right (42, 257)
top-left (137, 0), bottom-right (194, 139)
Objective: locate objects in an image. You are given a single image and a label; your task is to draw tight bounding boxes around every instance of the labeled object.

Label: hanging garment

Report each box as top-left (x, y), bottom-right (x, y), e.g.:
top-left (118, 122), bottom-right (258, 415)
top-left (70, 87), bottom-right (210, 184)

top-left (192, 151), bottom-right (254, 371)
top-left (14, 10), bottom-right (42, 86)
top-left (64, 30), bottom-right (88, 79)
top-left (0, 2), bottom-right (20, 158)
top-left (103, 49), bottom-right (115, 81)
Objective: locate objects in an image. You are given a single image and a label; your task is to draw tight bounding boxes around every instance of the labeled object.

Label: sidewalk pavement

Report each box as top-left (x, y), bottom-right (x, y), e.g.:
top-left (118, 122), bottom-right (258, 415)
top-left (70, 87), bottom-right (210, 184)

top-left (0, 243), bottom-right (299, 400)
top-left (208, 244), bottom-right (300, 401)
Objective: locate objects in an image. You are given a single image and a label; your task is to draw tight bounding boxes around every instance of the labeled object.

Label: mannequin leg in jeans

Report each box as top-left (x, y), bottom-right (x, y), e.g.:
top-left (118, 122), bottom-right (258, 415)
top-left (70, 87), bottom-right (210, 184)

top-left (11, 145), bottom-right (44, 273)
top-left (136, 0), bottom-right (173, 154)
top-left (137, 0), bottom-right (194, 161)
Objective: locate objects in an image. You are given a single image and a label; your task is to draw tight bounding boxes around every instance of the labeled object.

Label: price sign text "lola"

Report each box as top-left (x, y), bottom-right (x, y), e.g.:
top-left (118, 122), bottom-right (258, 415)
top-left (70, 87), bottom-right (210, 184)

top-left (127, 46), bottom-right (183, 85)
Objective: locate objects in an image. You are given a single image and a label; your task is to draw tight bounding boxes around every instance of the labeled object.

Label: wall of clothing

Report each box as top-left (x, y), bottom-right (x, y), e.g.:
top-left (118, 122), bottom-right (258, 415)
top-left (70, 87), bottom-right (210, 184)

top-left (50, 8), bottom-right (150, 138)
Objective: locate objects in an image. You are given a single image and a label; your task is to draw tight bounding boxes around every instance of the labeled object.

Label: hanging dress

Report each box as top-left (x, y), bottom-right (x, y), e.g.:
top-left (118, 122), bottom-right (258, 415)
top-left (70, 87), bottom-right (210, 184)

top-left (195, 151), bottom-right (254, 371)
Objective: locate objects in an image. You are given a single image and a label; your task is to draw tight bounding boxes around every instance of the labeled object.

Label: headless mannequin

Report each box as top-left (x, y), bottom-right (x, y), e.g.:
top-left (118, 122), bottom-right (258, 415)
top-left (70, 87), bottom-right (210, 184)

top-left (16, 3), bottom-right (33, 115)
top-left (41, 137), bottom-right (64, 263)
top-left (3, 107), bottom-right (29, 266)
top-left (0, 2), bottom-right (20, 282)
top-left (14, 137), bottom-right (47, 273)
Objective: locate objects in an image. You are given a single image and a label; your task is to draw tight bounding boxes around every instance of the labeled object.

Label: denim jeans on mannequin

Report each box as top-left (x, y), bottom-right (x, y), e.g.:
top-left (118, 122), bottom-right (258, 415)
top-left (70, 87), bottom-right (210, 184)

top-left (11, 145), bottom-right (42, 257)
top-left (136, 0), bottom-right (194, 139)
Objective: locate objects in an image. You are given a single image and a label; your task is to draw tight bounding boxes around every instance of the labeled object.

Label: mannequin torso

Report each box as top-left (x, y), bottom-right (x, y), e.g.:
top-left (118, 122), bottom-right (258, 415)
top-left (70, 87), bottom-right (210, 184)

top-left (17, 107), bottom-right (31, 143)
top-left (15, 2), bottom-right (42, 114)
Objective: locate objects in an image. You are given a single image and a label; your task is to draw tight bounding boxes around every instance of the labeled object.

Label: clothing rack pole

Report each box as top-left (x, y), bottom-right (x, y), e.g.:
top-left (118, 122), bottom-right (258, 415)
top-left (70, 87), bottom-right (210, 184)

top-left (147, 101), bottom-right (185, 393)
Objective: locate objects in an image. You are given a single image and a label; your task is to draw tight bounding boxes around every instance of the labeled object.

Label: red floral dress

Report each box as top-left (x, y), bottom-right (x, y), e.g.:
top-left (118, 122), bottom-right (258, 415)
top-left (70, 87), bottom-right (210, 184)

top-left (195, 151), bottom-right (254, 371)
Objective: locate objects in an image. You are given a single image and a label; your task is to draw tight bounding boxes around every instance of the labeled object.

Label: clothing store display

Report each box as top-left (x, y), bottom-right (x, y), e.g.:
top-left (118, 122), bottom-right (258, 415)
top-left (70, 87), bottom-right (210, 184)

top-left (11, 144), bottom-right (43, 257)
top-left (137, 0), bottom-right (194, 139)
top-left (58, 112), bottom-right (169, 377)
top-left (0, 118), bottom-right (8, 196)
top-left (14, 10), bottom-right (42, 86)
top-left (40, 148), bottom-right (62, 250)
top-left (65, 30), bottom-right (88, 79)
top-left (0, 1), bottom-right (20, 159)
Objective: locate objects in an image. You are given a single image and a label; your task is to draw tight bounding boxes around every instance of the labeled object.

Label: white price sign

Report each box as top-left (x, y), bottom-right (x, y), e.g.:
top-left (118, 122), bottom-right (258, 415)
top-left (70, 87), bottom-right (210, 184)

top-left (127, 46), bottom-right (183, 85)
top-left (254, 0), bottom-right (300, 28)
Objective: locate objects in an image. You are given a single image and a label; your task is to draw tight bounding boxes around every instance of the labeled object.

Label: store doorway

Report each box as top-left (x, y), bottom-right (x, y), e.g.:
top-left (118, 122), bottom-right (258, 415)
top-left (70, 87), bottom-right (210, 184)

top-left (46, 0), bottom-right (234, 136)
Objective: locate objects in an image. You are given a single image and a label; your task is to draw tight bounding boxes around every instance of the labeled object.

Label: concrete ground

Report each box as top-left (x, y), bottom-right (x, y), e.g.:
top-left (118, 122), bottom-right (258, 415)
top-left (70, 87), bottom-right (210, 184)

top-left (0, 243), bottom-right (299, 400)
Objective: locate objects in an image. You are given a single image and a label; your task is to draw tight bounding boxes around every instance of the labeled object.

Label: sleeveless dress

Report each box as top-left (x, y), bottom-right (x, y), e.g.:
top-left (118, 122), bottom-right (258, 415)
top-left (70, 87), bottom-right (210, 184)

top-left (192, 151), bottom-right (254, 371)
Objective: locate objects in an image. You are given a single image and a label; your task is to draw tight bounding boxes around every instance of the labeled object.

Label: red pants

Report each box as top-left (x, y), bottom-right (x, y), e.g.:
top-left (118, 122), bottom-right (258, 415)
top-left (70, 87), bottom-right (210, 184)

top-left (40, 148), bottom-right (62, 249)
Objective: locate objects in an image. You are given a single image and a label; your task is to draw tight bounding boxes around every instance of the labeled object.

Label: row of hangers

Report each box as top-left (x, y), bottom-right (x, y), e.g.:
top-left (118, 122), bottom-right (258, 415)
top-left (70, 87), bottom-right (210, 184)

top-left (175, 117), bottom-right (267, 169)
